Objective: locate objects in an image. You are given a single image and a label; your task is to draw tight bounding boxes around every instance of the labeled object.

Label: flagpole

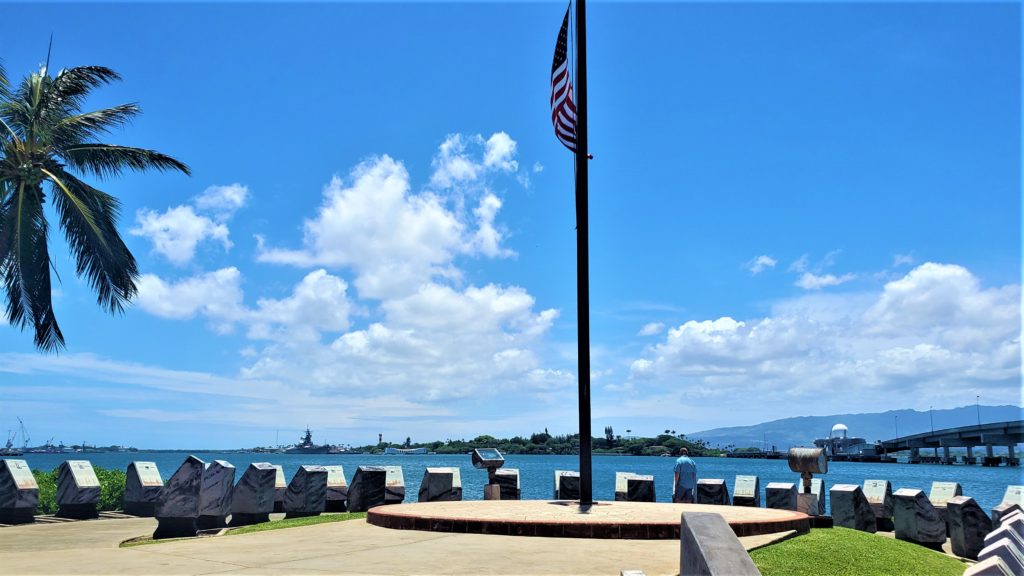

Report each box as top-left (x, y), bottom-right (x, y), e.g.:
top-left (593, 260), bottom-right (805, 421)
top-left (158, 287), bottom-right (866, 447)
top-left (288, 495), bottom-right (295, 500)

top-left (573, 0), bottom-right (592, 506)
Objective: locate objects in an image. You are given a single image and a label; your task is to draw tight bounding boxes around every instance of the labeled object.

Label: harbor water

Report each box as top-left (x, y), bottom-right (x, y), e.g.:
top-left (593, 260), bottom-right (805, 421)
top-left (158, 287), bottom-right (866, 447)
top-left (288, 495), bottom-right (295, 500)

top-left (15, 452), bottom-right (1024, 514)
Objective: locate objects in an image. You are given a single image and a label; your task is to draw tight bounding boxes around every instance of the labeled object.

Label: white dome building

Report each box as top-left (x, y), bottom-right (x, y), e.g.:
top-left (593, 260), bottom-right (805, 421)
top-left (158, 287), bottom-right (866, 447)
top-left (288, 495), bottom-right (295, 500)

top-left (830, 423), bottom-right (849, 439)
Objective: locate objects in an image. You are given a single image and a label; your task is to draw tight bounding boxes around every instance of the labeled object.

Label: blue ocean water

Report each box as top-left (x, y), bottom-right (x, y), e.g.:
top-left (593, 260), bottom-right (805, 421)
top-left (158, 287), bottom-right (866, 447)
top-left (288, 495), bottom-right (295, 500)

top-left (16, 452), bottom-right (1024, 514)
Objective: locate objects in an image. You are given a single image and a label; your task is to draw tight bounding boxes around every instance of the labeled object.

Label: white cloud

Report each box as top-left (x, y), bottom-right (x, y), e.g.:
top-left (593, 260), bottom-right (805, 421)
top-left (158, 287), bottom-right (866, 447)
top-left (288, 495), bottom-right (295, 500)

top-left (638, 322), bottom-right (665, 336)
top-left (788, 254), bottom-right (809, 272)
top-left (626, 263), bottom-right (1021, 414)
top-left (136, 267), bottom-right (245, 326)
top-left (893, 253), bottom-right (915, 267)
top-left (795, 271), bottom-right (856, 290)
top-left (131, 206), bottom-right (231, 265)
top-left (194, 183), bottom-right (249, 220)
top-left (532, 162), bottom-right (544, 173)
top-left (747, 255), bottom-right (777, 275)
top-left (430, 132), bottom-right (520, 189)
top-left (258, 153), bottom-right (518, 299)
top-left (483, 132), bottom-right (518, 172)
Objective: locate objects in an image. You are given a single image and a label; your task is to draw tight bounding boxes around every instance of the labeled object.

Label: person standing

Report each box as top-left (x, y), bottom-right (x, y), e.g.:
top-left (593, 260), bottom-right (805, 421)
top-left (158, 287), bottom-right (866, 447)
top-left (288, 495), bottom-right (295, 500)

top-left (673, 447), bottom-right (697, 503)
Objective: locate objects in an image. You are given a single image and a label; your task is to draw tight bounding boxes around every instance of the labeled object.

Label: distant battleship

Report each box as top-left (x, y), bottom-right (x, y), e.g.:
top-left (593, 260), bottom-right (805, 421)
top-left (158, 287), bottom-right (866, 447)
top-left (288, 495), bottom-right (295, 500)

top-left (283, 428), bottom-right (338, 454)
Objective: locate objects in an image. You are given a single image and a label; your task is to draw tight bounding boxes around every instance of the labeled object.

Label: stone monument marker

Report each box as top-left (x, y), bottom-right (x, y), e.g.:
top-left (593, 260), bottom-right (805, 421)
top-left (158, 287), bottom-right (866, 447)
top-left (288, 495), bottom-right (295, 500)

top-left (930, 481), bottom-right (963, 534)
top-left (0, 459), bottom-right (38, 524)
top-left (229, 462), bottom-right (276, 527)
top-left (56, 460), bottom-right (101, 519)
top-left (384, 466), bottom-right (405, 505)
top-left (830, 484), bottom-right (876, 533)
top-left (154, 455), bottom-right (205, 539)
top-left (347, 466), bottom-right (387, 512)
top-left (893, 488), bottom-right (946, 549)
top-left (494, 468), bottom-right (521, 500)
top-left (124, 461), bottom-right (163, 517)
top-left (553, 470), bottom-right (580, 500)
top-left (419, 467), bottom-right (463, 502)
top-left (197, 460), bottom-right (235, 530)
top-left (695, 479), bottom-right (730, 506)
top-left (863, 479), bottom-right (894, 531)
top-left (947, 495), bottom-right (994, 560)
top-left (765, 482), bottom-right (797, 511)
top-left (614, 472), bottom-right (655, 502)
top-left (272, 464), bottom-right (286, 513)
top-left (323, 465), bottom-right (348, 512)
top-left (993, 486), bottom-right (1024, 524)
top-left (284, 465), bottom-right (328, 518)
top-left (732, 475), bottom-right (760, 507)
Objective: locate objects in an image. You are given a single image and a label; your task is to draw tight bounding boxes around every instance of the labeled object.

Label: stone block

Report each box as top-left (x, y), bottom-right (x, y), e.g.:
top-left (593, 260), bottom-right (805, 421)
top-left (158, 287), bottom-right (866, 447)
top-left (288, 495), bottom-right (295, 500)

top-left (554, 470), bottom-right (580, 500)
top-left (154, 455), bottom-right (205, 539)
top-left (963, 556), bottom-right (1017, 576)
top-left (56, 460), bottom-right (100, 519)
top-left (797, 493), bottom-right (819, 517)
top-left (284, 465), bottom-right (328, 518)
top-left (930, 481), bottom-right (962, 534)
top-left (418, 467), bottom-right (462, 502)
top-left (695, 479), bottom-right (729, 506)
top-left (984, 524), bottom-right (1024, 554)
top-left (947, 495), bottom-right (993, 560)
top-left (893, 488), bottom-right (946, 549)
top-left (272, 464), bottom-right (286, 513)
top-left (615, 472), bottom-right (655, 502)
top-left (0, 459), bottom-right (38, 524)
top-left (124, 461), bottom-right (163, 517)
top-left (765, 482), bottom-right (797, 511)
top-left (384, 466), bottom-right (405, 505)
top-left (808, 478), bottom-right (826, 515)
top-left (830, 484), bottom-right (876, 533)
top-left (229, 462), bottom-right (276, 527)
top-left (197, 460), bottom-right (234, 530)
top-left (323, 465), bottom-right (348, 512)
top-left (992, 503), bottom-right (1022, 525)
top-left (347, 466), bottom-right (387, 512)
top-left (978, 538), bottom-right (1024, 575)
top-left (732, 475), bottom-right (760, 508)
top-left (493, 468), bottom-right (520, 500)
top-left (863, 479), bottom-right (894, 532)
top-left (679, 511), bottom-right (760, 576)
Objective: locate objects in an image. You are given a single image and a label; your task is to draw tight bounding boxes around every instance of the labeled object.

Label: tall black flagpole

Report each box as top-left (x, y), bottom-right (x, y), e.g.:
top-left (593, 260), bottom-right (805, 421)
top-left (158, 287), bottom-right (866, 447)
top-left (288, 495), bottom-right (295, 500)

top-left (574, 0), bottom-right (592, 506)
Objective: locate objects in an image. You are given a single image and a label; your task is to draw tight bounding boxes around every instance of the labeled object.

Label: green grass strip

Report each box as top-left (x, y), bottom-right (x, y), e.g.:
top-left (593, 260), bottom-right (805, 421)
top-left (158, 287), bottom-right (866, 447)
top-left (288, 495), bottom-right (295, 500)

top-left (750, 528), bottom-right (968, 576)
top-left (227, 512), bottom-right (366, 536)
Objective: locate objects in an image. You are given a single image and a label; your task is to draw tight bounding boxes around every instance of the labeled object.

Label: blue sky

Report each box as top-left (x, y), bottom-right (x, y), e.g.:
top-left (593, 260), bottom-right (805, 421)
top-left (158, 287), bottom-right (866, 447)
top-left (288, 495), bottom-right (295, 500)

top-left (1, 2), bottom-right (1020, 449)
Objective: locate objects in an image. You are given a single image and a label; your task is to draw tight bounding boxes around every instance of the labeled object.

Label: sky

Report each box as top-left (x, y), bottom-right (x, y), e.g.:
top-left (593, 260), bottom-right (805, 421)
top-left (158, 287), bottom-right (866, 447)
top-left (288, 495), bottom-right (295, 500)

top-left (0, 2), bottom-right (1020, 449)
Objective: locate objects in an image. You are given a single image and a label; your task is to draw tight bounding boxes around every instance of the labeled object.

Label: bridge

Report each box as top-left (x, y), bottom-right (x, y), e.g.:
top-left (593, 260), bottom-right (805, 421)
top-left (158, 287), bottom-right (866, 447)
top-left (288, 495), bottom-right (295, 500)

top-left (880, 419), bottom-right (1023, 466)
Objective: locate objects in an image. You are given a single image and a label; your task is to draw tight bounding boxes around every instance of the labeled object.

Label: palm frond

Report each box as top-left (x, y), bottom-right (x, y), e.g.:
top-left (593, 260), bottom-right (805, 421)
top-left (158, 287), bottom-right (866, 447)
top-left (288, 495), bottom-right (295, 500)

top-left (61, 143), bottom-right (191, 179)
top-left (0, 181), bottom-right (65, 351)
top-left (50, 170), bottom-right (138, 314)
top-left (51, 104), bottom-right (141, 150)
top-left (35, 66), bottom-right (121, 124)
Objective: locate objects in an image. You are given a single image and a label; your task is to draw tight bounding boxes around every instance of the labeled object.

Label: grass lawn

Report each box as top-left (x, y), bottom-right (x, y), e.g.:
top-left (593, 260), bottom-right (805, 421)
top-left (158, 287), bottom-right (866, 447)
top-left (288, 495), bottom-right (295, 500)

top-left (120, 512), bottom-right (367, 547)
top-left (749, 528), bottom-right (968, 576)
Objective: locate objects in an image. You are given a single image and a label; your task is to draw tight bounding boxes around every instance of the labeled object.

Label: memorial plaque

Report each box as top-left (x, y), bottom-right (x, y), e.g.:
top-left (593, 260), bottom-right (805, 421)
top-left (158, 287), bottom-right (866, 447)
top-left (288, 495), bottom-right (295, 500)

top-left (553, 470), bottom-right (580, 500)
top-left (347, 466), bottom-right (387, 512)
top-left (324, 465), bottom-right (348, 512)
top-left (765, 482), bottom-right (797, 511)
top-left (153, 455), bottom-right (205, 539)
top-left (124, 462), bottom-right (163, 517)
top-left (229, 462), bottom-right (276, 527)
top-left (383, 466), bottom-right (405, 505)
top-left (964, 556), bottom-right (1017, 576)
top-left (419, 467), bottom-right (462, 502)
top-left (0, 459), bottom-right (38, 524)
top-left (830, 484), bottom-right (876, 533)
top-left (56, 460), bottom-right (100, 519)
top-left (984, 522), bottom-right (1024, 552)
top-left (696, 479), bottom-right (729, 506)
top-left (947, 495), bottom-right (994, 560)
top-left (197, 460), bottom-right (235, 529)
top-left (978, 539), bottom-right (1024, 575)
top-left (494, 468), bottom-right (521, 500)
top-left (272, 464), bottom-right (286, 512)
top-left (864, 479), bottom-right (894, 531)
top-left (284, 465), bottom-right (328, 518)
top-left (472, 448), bottom-right (505, 469)
top-left (893, 488), bottom-right (946, 549)
top-left (993, 503), bottom-right (1022, 525)
top-left (614, 472), bottom-right (654, 502)
top-left (930, 481), bottom-right (963, 508)
top-left (732, 475), bottom-right (760, 507)
top-left (1002, 486), bottom-right (1024, 507)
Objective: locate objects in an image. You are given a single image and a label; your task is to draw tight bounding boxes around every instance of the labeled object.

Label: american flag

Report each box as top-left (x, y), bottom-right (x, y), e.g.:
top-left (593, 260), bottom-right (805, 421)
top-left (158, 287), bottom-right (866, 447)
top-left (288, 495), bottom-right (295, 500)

top-left (550, 5), bottom-right (577, 152)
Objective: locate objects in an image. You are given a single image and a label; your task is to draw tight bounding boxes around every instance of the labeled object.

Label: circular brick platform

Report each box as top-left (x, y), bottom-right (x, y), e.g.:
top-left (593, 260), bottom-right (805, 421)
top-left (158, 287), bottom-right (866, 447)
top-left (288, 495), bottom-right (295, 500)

top-left (367, 500), bottom-right (810, 539)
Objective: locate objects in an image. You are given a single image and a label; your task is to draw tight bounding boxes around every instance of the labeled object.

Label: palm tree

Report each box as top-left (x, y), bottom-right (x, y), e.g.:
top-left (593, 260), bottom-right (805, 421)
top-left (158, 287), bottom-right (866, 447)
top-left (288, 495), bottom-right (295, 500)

top-left (0, 57), bottom-right (189, 350)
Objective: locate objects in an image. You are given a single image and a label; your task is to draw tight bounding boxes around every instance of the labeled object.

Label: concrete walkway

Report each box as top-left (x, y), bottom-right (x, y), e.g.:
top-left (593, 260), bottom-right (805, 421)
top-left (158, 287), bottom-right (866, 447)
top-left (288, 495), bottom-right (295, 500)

top-left (0, 515), bottom-right (790, 575)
